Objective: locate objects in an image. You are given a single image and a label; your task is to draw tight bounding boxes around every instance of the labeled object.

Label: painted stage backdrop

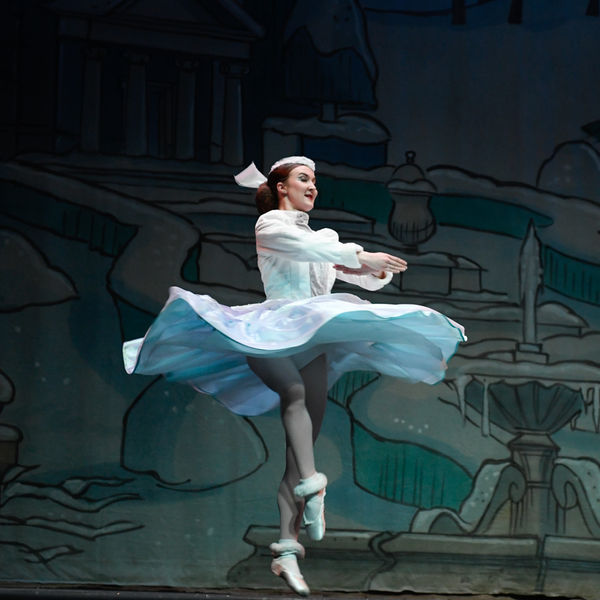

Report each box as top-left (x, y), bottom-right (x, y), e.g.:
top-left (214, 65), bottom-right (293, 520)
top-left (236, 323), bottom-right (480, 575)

top-left (2, 0), bottom-right (600, 596)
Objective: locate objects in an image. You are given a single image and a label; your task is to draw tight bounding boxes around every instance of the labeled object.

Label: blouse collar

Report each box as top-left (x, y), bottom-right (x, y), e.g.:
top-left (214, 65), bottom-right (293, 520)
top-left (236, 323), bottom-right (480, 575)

top-left (271, 209), bottom-right (309, 225)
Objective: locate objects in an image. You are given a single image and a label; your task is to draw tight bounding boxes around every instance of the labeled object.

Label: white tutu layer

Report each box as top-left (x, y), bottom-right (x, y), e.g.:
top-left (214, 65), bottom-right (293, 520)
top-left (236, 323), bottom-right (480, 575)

top-left (123, 286), bottom-right (466, 416)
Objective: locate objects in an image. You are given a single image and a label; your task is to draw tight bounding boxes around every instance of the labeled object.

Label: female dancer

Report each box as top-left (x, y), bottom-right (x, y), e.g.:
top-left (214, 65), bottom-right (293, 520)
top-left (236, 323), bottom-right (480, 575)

top-left (123, 156), bottom-right (465, 596)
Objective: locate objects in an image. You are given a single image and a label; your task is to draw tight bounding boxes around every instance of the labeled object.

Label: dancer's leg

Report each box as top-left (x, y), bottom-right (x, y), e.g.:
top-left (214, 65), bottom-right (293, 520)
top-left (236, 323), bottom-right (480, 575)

top-left (277, 354), bottom-right (328, 539)
top-left (246, 355), bottom-right (316, 479)
top-left (300, 353), bottom-right (328, 442)
top-left (247, 354), bottom-right (329, 595)
top-left (278, 445), bottom-right (303, 540)
top-left (247, 354), bottom-right (328, 540)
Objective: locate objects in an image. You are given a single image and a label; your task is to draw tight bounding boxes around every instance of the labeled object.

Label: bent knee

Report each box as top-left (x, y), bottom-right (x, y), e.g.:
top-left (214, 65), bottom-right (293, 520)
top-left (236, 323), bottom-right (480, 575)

top-left (280, 382), bottom-right (306, 406)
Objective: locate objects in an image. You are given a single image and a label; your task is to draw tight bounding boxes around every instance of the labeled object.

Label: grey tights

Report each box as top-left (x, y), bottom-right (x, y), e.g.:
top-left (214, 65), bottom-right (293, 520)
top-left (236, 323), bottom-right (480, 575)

top-left (247, 354), bottom-right (328, 540)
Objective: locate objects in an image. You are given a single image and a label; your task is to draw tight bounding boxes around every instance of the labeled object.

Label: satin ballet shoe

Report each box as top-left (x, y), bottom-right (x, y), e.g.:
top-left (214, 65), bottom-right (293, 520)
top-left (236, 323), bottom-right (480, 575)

top-left (271, 553), bottom-right (310, 596)
top-left (294, 472), bottom-right (327, 541)
top-left (269, 539), bottom-right (309, 597)
top-left (302, 487), bottom-right (326, 541)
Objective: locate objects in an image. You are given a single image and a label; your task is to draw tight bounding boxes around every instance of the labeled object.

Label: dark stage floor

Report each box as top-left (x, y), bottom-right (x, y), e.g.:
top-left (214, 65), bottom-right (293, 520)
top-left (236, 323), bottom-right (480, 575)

top-left (0, 589), bottom-right (574, 600)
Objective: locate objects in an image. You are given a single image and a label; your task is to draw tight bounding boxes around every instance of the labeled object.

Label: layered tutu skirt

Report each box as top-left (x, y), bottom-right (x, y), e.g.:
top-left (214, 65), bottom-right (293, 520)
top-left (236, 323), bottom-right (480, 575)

top-left (123, 286), bottom-right (466, 416)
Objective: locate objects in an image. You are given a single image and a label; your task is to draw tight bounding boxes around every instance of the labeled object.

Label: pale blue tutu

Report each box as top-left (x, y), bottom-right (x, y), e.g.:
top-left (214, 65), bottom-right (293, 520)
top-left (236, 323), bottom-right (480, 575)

top-left (123, 287), bottom-right (466, 416)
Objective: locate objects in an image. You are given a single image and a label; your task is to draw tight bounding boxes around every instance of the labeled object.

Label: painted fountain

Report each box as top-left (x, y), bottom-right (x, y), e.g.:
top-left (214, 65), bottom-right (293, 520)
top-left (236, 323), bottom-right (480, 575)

top-left (374, 223), bottom-right (600, 595)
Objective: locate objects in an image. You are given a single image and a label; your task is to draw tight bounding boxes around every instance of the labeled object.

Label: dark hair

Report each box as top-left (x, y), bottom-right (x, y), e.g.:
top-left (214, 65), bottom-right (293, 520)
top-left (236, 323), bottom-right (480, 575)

top-left (255, 163), bottom-right (302, 215)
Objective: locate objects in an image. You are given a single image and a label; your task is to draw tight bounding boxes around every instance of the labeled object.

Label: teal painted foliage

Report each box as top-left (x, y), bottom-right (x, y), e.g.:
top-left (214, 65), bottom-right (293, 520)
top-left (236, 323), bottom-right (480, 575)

top-left (115, 298), bottom-right (156, 341)
top-left (429, 195), bottom-right (553, 238)
top-left (352, 421), bottom-right (473, 510)
top-left (182, 243), bottom-right (201, 283)
top-left (317, 176), bottom-right (391, 221)
top-left (328, 371), bottom-right (379, 407)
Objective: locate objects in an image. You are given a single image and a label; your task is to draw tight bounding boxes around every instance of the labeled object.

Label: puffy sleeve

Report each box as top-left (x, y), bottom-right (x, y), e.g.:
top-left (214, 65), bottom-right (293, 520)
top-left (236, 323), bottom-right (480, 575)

top-left (255, 212), bottom-right (363, 268)
top-left (335, 269), bottom-right (393, 291)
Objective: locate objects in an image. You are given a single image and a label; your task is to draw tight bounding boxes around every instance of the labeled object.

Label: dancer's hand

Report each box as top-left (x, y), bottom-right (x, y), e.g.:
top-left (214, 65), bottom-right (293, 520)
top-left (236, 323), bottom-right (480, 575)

top-left (356, 251), bottom-right (408, 274)
top-left (334, 264), bottom-right (382, 276)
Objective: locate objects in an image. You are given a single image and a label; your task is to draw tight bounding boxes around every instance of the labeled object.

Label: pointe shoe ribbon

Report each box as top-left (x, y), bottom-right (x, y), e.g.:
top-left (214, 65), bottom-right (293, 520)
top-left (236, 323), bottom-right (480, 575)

top-left (269, 539), bottom-right (309, 597)
top-left (294, 472), bottom-right (327, 541)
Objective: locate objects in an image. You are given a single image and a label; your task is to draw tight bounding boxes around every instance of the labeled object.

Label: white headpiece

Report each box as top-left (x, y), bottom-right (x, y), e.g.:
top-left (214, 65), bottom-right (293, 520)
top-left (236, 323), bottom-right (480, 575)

top-left (269, 156), bottom-right (315, 173)
top-left (234, 156), bottom-right (315, 188)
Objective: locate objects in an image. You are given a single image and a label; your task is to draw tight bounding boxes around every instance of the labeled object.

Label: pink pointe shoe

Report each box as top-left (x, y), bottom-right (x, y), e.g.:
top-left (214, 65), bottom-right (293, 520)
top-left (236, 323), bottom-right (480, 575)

top-left (269, 539), bottom-right (309, 596)
top-left (294, 472), bottom-right (327, 541)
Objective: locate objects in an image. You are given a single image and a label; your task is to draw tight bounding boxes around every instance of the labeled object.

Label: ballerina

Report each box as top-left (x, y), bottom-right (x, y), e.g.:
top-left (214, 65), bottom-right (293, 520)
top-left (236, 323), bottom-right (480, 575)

top-left (123, 156), bottom-right (466, 596)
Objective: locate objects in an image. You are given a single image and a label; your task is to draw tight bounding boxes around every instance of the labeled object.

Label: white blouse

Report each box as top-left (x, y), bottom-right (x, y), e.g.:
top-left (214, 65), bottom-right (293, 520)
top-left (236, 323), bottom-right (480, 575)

top-left (255, 210), bottom-right (393, 300)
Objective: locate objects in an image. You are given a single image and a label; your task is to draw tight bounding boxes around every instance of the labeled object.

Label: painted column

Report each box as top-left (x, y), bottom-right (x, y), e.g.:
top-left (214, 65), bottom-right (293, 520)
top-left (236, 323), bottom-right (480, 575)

top-left (80, 47), bottom-right (106, 153)
top-left (209, 60), bottom-right (225, 163)
top-left (175, 59), bottom-right (199, 160)
top-left (125, 52), bottom-right (149, 156)
top-left (509, 432), bottom-right (559, 537)
top-left (517, 221), bottom-right (546, 361)
top-left (221, 61), bottom-right (248, 166)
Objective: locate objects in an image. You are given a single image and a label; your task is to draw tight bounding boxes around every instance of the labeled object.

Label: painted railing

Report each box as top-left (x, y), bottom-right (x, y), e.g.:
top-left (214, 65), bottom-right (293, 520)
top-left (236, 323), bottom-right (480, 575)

top-left (317, 176), bottom-right (600, 306)
top-left (0, 180), bottom-right (136, 257)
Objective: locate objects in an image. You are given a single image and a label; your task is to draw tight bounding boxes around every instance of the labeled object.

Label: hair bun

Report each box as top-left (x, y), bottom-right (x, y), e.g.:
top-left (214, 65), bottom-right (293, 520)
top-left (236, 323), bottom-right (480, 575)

top-left (255, 182), bottom-right (277, 215)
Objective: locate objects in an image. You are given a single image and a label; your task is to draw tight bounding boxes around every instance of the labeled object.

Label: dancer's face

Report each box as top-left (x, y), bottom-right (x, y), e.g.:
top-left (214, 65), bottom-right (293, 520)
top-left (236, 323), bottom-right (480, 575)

top-left (277, 166), bottom-right (318, 212)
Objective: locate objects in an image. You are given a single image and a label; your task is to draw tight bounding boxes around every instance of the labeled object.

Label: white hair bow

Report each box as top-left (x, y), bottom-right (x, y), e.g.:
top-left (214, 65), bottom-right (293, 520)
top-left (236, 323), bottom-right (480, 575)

top-left (233, 162), bottom-right (267, 188)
